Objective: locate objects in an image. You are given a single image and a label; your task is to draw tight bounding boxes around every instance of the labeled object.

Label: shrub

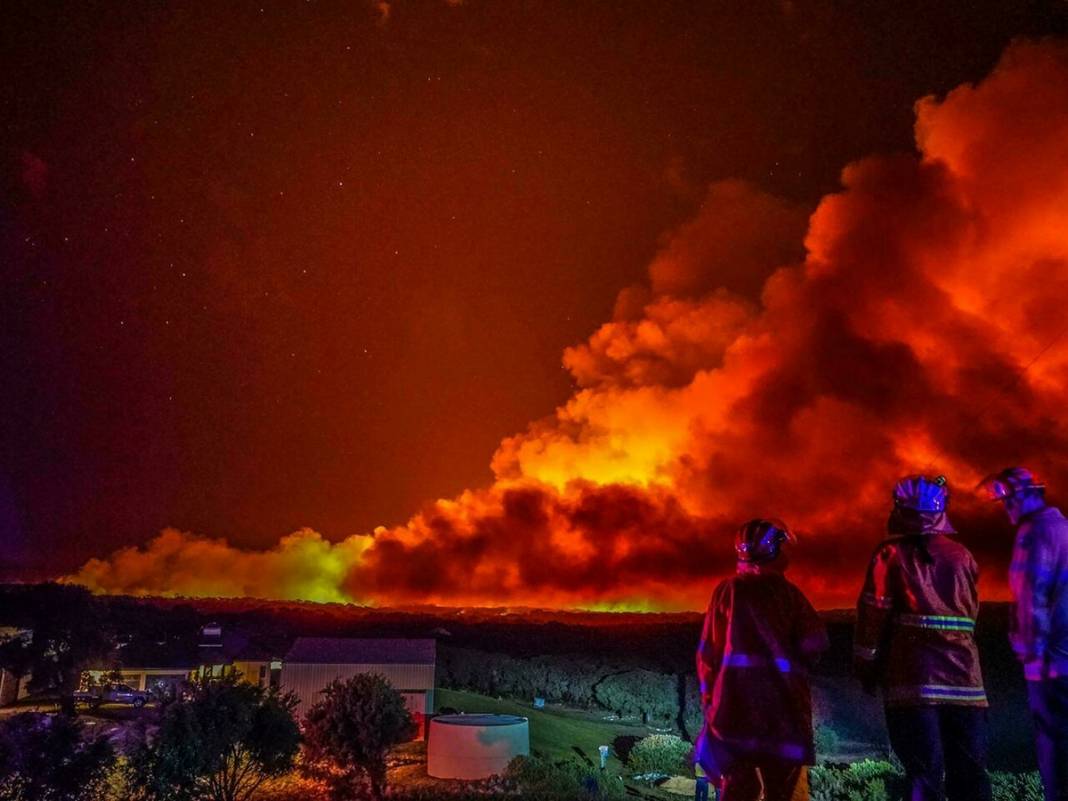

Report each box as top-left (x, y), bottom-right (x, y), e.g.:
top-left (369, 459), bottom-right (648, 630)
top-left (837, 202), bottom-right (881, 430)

top-left (627, 735), bottom-right (692, 777)
top-left (809, 760), bottom-right (901, 801)
top-left (809, 762), bottom-right (1044, 801)
top-left (505, 754), bottom-right (624, 800)
top-left (990, 772), bottom-right (1044, 801)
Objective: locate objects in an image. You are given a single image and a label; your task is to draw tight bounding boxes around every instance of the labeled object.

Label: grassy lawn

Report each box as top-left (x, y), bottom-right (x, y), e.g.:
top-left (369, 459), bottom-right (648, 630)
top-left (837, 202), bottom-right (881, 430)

top-left (434, 688), bottom-right (664, 781)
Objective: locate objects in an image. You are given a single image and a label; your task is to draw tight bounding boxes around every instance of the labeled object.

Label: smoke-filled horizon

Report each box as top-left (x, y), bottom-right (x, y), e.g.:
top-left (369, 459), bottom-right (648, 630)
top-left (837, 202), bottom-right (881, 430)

top-left (66, 40), bottom-right (1068, 610)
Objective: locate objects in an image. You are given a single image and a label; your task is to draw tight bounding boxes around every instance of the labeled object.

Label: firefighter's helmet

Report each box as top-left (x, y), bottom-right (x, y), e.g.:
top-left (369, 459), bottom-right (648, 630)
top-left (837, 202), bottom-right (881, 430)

top-left (893, 475), bottom-right (949, 513)
top-left (977, 466), bottom-right (1046, 501)
top-left (735, 518), bottom-right (796, 564)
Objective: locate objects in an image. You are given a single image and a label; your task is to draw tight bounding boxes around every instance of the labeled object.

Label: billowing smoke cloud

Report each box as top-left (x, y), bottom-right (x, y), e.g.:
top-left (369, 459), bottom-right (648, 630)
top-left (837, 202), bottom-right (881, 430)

top-left (69, 39), bottom-right (1068, 609)
top-left (72, 528), bottom-right (371, 604)
top-left (647, 178), bottom-right (809, 300)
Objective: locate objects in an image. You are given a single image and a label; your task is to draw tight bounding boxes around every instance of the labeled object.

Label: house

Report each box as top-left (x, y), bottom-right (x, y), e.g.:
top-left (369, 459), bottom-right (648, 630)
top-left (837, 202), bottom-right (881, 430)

top-left (195, 622), bottom-right (282, 689)
top-left (82, 623), bottom-right (282, 695)
top-left (281, 638), bottom-right (436, 737)
top-left (82, 629), bottom-right (199, 695)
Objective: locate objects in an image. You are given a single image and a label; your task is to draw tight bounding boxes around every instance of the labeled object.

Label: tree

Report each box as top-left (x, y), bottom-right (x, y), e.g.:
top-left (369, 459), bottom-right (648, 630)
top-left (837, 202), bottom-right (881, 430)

top-left (301, 673), bottom-right (416, 801)
top-left (132, 677), bottom-right (300, 801)
top-left (0, 712), bottom-right (116, 801)
top-left (593, 670), bottom-right (676, 723)
top-left (0, 584), bottom-right (114, 714)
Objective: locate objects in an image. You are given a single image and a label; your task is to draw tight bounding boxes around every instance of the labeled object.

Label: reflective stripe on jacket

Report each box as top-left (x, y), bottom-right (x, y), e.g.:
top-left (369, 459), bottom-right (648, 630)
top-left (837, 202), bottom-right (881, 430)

top-left (1009, 505), bottom-right (1068, 681)
top-left (696, 571), bottom-right (829, 777)
top-left (853, 534), bottom-right (987, 707)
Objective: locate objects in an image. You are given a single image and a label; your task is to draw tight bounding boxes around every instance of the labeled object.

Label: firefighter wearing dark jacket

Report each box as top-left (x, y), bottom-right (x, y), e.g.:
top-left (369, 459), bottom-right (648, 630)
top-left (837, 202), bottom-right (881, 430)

top-left (854, 475), bottom-right (991, 801)
top-left (981, 467), bottom-right (1068, 801)
top-left (696, 518), bottom-right (829, 801)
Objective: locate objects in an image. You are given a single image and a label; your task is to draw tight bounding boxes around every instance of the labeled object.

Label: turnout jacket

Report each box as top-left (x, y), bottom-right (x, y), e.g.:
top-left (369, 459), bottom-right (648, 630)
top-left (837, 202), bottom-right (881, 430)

top-left (695, 570), bottom-right (829, 776)
top-left (853, 534), bottom-right (987, 707)
top-left (1009, 505), bottom-right (1068, 681)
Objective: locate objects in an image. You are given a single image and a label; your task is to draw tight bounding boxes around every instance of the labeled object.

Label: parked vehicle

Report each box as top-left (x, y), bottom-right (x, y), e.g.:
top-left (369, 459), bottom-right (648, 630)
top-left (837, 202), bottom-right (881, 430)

top-left (74, 683), bottom-right (150, 709)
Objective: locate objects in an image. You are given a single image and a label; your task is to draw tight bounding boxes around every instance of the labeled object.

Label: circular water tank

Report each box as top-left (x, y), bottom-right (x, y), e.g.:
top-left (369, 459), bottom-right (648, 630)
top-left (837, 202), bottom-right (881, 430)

top-left (427, 714), bottom-right (530, 780)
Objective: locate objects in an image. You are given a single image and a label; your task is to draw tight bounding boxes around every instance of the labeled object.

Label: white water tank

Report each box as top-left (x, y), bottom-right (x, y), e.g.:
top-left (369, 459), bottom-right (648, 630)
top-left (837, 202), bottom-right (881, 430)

top-left (427, 714), bottom-right (530, 780)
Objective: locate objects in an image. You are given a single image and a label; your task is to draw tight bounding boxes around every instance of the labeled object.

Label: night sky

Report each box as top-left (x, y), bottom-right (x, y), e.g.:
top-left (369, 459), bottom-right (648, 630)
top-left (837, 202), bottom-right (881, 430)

top-left (4, 1), bottom-right (1068, 607)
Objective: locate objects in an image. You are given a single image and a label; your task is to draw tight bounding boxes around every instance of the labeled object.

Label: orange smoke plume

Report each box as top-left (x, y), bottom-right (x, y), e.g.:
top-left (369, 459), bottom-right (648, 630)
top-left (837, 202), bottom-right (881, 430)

top-left (69, 40), bottom-right (1068, 609)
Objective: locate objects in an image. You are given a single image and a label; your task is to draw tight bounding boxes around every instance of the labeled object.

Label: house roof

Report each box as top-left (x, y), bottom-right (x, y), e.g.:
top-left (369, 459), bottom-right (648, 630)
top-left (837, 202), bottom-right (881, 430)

top-left (112, 636), bottom-right (200, 670)
top-left (284, 637), bottom-right (436, 665)
top-left (197, 629), bottom-right (281, 665)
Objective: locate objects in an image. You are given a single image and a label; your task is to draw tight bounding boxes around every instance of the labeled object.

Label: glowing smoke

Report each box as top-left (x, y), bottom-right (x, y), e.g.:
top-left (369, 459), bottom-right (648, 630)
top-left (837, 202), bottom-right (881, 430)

top-left (68, 40), bottom-right (1068, 609)
top-left (71, 528), bottom-right (372, 604)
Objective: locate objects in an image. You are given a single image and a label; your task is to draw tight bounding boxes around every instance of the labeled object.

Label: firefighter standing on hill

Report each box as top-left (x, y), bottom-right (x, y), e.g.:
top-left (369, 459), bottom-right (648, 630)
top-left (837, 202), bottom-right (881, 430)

top-left (695, 518), bottom-right (829, 801)
top-left (853, 475), bottom-right (991, 801)
top-left (980, 467), bottom-right (1068, 801)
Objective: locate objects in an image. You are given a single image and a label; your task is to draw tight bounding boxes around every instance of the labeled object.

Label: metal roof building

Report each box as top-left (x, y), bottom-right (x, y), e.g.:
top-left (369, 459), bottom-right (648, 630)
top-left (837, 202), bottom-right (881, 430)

top-left (281, 637), bottom-right (436, 736)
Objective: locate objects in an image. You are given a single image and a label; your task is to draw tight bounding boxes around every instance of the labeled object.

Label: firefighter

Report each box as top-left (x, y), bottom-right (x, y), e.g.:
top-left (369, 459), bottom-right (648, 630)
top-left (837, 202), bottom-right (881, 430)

top-left (980, 467), bottom-right (1068, 801)
top-left (695, 518), bottom-right (829, 801)
top-left (854, 475), bottom-right (991, 801)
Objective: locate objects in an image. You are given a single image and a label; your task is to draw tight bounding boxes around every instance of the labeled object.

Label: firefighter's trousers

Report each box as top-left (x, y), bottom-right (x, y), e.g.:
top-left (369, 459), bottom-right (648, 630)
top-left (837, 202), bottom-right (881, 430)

top-left (885, 705), bottom-right (991, 801)
top-left (1028, 676), bottom-right (1068, 801)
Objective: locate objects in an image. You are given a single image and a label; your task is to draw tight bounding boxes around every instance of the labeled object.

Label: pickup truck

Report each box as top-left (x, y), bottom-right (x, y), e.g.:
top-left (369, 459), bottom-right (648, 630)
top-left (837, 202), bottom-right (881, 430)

top-left (74, 683), bottom-right (150, 709)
